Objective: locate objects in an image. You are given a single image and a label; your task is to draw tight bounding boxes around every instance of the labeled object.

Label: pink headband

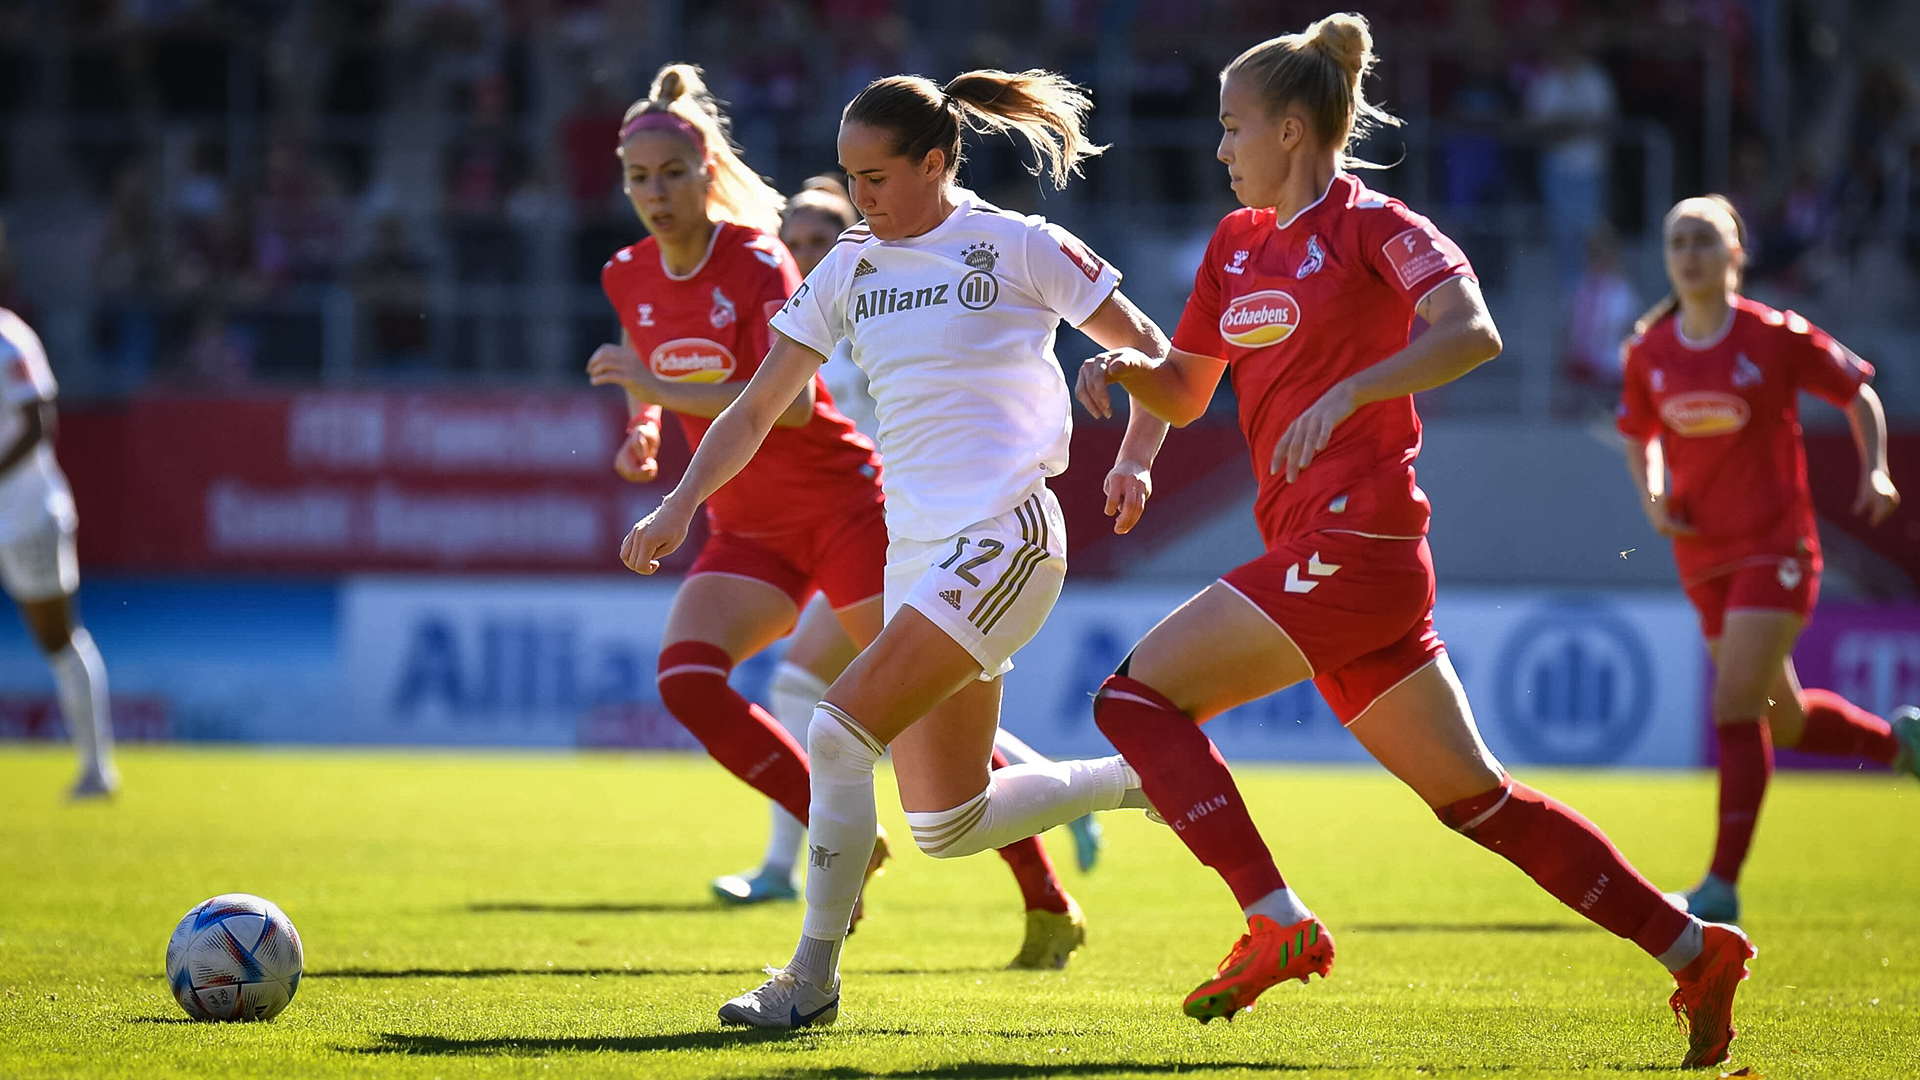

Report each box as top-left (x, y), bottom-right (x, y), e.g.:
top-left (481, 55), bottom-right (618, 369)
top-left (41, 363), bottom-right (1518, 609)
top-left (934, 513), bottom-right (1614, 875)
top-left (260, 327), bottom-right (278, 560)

top-left (619, 111), bottom-right (707, 153)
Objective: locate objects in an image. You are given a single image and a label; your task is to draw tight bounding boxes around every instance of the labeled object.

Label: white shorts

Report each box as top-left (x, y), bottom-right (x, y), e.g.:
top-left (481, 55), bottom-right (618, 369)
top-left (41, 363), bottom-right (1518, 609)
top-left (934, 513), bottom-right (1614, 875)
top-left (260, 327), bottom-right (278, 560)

top-left (884, 484), bottom-right (1067, 678)
top-left (0, 453), bottom-right (80, 603)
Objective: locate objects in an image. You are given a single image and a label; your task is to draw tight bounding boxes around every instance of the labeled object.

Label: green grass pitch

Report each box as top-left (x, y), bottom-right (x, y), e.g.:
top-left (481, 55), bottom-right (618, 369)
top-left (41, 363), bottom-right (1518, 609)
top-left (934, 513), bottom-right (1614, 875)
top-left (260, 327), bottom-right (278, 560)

top-left (2, 746), bottom-right (1915, 1078)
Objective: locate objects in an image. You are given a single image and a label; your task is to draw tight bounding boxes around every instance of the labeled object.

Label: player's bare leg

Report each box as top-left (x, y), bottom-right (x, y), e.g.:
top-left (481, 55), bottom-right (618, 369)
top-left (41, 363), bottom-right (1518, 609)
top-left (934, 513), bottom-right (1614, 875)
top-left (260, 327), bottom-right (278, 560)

top-left (1094, 583), bottom-right (1329, 1021)
top-left (18, 594), bottom-right (115, 799)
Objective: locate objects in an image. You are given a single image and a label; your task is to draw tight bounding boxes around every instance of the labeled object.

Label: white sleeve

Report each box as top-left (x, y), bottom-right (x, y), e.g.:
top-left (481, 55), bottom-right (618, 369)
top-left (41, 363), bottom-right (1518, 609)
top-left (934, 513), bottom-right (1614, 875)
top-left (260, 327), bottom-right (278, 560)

top-left (768, 246), bottom-right (850, 359)
top-left (0, 312), bottom-right (57, 407)
top-left (1025, 220), bottom-right (1121, 327)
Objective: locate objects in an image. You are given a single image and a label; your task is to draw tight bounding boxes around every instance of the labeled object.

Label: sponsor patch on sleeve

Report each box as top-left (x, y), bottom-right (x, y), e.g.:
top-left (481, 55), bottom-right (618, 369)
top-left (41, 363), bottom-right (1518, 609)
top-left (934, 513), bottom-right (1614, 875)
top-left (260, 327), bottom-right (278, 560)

top-left (1058, 236), bottom-right (1106, 283)
top-left (1381, 226), bottom-right (1468, 291)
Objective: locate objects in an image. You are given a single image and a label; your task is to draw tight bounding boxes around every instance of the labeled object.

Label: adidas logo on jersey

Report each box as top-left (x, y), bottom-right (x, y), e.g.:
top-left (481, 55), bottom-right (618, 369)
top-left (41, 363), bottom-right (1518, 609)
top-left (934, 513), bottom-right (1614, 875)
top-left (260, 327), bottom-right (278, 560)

top-left (940, 589), bottom-right (963, 610)
top-left (852, 284), bottom-right (949, 322)
top-left (854, 258), bottom-right (878, 277)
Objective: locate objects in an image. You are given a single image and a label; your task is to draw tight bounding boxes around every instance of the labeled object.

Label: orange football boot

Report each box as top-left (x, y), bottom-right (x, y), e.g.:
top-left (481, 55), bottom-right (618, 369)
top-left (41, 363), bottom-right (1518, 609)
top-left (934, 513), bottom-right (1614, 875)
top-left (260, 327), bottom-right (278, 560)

top-left (1669, 922), bottom-right (1756, 1068)
top-left (846, 826), bottom-right (892, 934)
top-left (1183, 914), bottom-right (1335, 1023)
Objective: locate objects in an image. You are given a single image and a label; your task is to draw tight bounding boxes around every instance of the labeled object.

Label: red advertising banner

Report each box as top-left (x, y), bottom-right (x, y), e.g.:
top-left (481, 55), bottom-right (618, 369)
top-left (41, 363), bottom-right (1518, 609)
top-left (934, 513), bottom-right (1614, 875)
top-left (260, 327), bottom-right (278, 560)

top-left (64, 392), bottom-right (710, 573)
top-left (60, 391), bottom-right (1243, 575)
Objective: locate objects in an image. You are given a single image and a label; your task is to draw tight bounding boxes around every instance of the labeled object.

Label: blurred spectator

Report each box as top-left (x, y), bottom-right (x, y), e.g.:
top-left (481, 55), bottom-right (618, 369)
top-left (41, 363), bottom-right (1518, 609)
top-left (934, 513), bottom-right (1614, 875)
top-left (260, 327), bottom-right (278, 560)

top-left (1563, 226), bottom-right (1636, 401)
top-left (173, 303), bottom-right (254, 390)
top-left (254, 129), bottom-right (350, 290)
top-left (1524, 38), bottom-right (1616, 288)
top-left (95, 161), bottom-right (167, 298)
top-left (355, 214), bottom-right (433, 370)
top-left (444, 74), bottom-right (527, 283)
top-left (0, 217), bottom-right (35, 326)
top-left (1442, 42), bottom-right (1514, 211)
top-left (559, 73), bottom-right (625, 216)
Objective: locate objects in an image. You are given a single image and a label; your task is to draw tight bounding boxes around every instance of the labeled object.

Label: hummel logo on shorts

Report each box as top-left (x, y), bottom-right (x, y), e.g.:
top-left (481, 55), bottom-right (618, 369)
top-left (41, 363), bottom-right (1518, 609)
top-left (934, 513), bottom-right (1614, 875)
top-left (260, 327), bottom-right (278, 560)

top-left (940, 589), bottom-right (962, 610)
top-left (854, 258), bottom-right (878, 277)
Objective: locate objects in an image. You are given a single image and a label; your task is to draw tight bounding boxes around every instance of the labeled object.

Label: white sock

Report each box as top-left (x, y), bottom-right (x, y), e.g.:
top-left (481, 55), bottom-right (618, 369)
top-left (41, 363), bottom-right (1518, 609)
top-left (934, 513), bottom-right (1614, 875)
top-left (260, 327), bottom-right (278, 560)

top-left (763, 662), bottom-right (828, 872)
top-left (791, 703), bottom-right (882, 979)
top-left (51, 628), bottom-right (113, 777)
top-left (904, 756), bottom-right (1132, 859)
top-left (990, 727), bottom-right (1046, 766)
top-left (1657, 918), bottom-right (1706, 972)
top-left (1244, 887), bottom-right (1313, 927)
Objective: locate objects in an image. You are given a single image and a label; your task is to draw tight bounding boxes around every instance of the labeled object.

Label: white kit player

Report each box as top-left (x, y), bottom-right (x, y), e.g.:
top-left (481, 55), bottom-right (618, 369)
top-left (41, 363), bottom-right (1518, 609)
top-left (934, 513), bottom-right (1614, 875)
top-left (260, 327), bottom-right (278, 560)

top-left (622, 70), bottom-right (1178, 1027)
top-left (0, 308), bottom-right (116, 798)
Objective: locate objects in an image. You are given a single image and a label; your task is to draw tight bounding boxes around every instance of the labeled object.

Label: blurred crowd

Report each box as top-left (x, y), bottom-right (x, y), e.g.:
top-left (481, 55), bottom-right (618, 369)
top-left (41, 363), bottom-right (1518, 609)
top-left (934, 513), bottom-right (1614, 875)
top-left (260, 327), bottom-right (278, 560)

top-left (0, 0), bottom-right (1912, 404)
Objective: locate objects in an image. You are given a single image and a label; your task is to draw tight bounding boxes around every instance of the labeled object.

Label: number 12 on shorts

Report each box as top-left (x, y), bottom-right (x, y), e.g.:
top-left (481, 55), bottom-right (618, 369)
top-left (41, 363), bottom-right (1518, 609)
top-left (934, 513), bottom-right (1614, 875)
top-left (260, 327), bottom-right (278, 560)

top-left (938, 537), bottom-right (1005, 585)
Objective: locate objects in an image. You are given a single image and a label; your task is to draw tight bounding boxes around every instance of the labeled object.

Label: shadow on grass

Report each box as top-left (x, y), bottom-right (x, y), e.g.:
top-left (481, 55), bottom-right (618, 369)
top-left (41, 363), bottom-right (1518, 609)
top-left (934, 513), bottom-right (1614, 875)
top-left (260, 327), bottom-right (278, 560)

top-left (309, 966), bottom-right (762, 980)
top-left (358, 1034), bottom-right (1316, 1076)
top-left (467, 901), bottom-right (722, 914)
top-left (312, 964), bottom-right (1003, 980)
top-left (1348, 922), bottom-right (1597, 935)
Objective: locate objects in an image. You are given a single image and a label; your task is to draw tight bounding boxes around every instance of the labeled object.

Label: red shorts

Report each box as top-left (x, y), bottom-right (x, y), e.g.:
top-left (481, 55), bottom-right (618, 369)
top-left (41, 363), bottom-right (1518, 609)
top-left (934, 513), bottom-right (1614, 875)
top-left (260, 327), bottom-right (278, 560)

top-left (1220, 531), bottom-right (1445, 724)
top-left (689, 498), bottom-right (887, 611)
top-left (1683, 556), bottom-right (1819, 640)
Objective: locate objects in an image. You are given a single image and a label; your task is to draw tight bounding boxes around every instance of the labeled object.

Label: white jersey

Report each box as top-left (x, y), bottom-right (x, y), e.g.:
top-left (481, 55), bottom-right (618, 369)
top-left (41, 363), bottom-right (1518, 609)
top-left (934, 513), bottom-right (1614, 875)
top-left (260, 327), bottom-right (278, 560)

top-left (0, 308), bottom-right (74, 545)
top-left (771, 190), bottom-right (1119, 541)
top-left (819, 339), bottom-right (877, 438)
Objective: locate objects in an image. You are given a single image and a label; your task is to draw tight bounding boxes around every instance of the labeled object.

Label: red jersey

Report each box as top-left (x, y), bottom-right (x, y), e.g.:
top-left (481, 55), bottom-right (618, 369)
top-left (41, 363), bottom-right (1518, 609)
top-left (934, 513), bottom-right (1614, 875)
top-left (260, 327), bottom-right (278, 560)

top-left (1172, 174), bottom-right (1475, 547)
top-left (1616, 296), bottom-right (1872, 583)
top-left (601, 222), bottom-right (881, 538)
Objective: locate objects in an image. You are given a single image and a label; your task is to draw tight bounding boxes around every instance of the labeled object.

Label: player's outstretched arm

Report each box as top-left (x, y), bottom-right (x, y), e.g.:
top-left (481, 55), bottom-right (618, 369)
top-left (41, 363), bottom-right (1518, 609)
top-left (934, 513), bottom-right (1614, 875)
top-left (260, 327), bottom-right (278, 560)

top-left (1071, 290), bottom-right (1177, 532)
top-left (1073, 291), bottom-right (1226, 428)
top-left (589, 342), bottom-right (817, 427)
top-left (1846, 382), bottom-right (1900, 524)
top-left (619, 332), bottom-right (827, 574)
top-left (1270, 276), bottom-right (1502, 482)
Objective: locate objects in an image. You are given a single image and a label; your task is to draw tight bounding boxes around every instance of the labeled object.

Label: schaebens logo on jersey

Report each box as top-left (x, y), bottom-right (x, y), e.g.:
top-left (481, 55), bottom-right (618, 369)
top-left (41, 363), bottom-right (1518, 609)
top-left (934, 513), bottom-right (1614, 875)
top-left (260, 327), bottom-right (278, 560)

top-left (1659, 391), bottom-right (1750, 437)
top-left (957, 242), bottom-right (999, 310)
top-left (1219, 290), bottom-right (1301, 347)
top-left (649, 338), bottom-right (736, 383)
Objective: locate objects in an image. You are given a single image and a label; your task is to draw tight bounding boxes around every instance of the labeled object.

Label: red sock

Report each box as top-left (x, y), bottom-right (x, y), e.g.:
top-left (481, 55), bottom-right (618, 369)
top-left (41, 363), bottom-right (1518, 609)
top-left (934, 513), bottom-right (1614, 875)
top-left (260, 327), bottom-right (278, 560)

top-left (1095, 675), bottom-right (1285, 908)
top-left (1795, 689), bottom-right (1898, 763)
top-left (656, 642), bottom-right (811, 823)
top-left (1711, 720), bottom-right (1772, 883)
top-left (989, 747), bottom-right (1072, 913)
top-left (1441, 778), bottom-right (1690, 959)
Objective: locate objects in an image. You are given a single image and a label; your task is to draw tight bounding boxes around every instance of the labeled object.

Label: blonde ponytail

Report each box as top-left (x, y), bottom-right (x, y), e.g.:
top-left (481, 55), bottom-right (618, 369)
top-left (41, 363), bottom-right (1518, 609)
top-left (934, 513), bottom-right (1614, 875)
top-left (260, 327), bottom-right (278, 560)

top-left (844, 70), bottom-right (1107, 191)
top-left (621, 63), bottom-right (786, 236)
top-left (1225, 11), bottom-right (1402, 169)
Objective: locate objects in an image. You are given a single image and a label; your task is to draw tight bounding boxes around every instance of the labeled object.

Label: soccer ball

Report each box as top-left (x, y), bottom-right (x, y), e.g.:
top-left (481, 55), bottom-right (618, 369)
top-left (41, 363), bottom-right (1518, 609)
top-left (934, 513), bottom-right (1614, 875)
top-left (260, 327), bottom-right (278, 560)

top-left (164, 894), bottom-right (305, 1022)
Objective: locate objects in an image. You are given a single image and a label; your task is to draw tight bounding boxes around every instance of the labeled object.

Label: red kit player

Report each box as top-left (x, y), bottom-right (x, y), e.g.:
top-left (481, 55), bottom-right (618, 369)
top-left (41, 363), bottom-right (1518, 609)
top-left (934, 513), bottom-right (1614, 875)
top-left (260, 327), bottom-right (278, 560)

top-left (1618, 194), bottom-right (1915, 924)
top-left (1076, 15), bottom-right (1752, 1067)
top-left (585, 63), bottom-right (1089, 964)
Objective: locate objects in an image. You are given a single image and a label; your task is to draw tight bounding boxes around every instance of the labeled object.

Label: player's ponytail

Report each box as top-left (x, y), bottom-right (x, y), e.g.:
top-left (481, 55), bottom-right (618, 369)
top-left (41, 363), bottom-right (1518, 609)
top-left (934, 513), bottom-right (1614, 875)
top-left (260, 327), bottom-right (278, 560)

top-left (844, 70), bottom-right (1106, 190)
top-left (620, 63), bottom-right (786, 236)
top-left (1633, 194), bottom-right (1750, 337)
top-left (1225, 11), bottom-right (1402, 170)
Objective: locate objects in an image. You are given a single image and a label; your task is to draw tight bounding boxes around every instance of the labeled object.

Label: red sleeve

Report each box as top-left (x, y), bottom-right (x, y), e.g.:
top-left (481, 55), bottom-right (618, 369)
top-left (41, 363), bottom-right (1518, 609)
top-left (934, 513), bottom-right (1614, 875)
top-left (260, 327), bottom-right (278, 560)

top-left (733, 241), bottom-right (804, 382)
top-left (1615, 336), bottom-right (1660, 440)
top-left (1367, 205), bottom-right (1474, 306)
top-left (1779, 311), bottom-right (1872, 408)
top-left (1170, 224), bottom-right (1227, 357)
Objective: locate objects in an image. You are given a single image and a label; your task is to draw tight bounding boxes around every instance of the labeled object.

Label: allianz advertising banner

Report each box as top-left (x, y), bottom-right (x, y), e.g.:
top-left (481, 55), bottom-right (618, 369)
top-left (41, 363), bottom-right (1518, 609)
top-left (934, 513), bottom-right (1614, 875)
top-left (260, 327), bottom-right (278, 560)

top-left (8, 577), bottom-right (1915, 768)
top-left (330, 579), bottom-right (1707, 767)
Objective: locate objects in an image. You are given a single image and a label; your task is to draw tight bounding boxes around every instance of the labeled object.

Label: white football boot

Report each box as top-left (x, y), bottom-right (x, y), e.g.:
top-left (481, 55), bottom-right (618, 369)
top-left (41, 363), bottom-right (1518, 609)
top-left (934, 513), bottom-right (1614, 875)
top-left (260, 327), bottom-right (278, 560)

top-left (717, 967), bottom-right (840, 1029)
